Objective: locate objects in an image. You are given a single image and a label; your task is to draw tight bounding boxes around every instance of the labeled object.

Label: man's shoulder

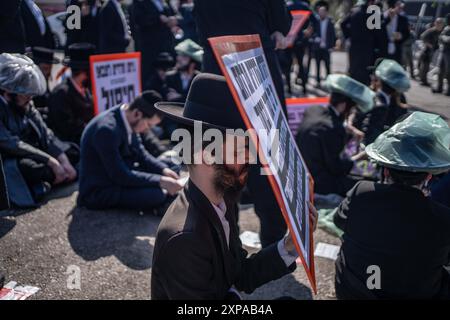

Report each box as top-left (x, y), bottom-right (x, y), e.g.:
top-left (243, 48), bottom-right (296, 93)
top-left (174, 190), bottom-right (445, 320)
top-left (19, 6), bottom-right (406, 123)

top-left (86, 109), bottom-right (120, 137)
top-left (156, 191), bottom-right (210, 247)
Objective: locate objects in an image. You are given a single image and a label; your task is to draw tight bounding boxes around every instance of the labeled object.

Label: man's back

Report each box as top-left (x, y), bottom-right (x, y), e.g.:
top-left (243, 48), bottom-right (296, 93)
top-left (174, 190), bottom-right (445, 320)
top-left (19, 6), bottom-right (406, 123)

top-left (335, 180), bottom-right (450, 299)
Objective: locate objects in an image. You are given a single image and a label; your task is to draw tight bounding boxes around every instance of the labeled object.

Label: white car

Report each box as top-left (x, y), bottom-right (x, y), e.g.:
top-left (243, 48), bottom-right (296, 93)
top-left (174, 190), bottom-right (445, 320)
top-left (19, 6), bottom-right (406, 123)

top-left (47, 12), bottom-right (67, 49)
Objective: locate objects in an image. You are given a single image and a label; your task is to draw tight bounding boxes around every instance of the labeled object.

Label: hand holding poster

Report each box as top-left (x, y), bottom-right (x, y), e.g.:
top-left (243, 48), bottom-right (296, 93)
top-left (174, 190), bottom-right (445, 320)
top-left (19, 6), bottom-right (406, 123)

top-left (90, 52), bottom-right (142, 115)
top-left (209, 35), bottom-right (316, 292)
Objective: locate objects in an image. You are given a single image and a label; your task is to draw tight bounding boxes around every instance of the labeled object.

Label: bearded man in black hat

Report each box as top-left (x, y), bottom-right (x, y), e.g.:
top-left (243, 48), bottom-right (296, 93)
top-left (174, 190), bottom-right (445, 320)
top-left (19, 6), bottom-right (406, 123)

top-left (334, 112), bottom-right (450, 299)
top-left (29, 47), bottom-right (60, 121)
top-left (151, 73), bottom-right (318, 300)
top-left (48, 43), bottom-right (95, 144)
top-left (77, 90), bottom-right (182, 212)
top-left (0, 53), bottom-right (77, 207)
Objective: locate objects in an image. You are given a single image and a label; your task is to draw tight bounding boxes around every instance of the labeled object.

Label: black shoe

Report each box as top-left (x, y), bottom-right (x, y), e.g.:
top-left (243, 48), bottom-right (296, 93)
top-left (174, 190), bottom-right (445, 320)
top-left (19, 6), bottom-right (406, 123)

top-left (432, 88), bottom-right (443, 93)
top-left (31, 181), bottom-right (52, 202)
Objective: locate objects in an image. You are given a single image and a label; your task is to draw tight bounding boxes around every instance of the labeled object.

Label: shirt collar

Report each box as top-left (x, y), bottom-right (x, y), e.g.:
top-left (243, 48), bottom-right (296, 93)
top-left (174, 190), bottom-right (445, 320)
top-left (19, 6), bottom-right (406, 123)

top-left (211, 200), bottom-right (227, 219)
top-left (120, 104), bottom-right (133, 144)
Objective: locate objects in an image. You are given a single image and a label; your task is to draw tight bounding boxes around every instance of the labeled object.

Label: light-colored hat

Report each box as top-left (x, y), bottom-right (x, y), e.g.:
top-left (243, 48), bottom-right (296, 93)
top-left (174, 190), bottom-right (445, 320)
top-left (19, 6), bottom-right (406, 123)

top-left (175, 39), bottom-right (204, 63)
top-left (375, 59), bottom-right (411, 93)
top-left (0, 53), bottom-right (46, 96)
top-left (325, 74), bottom-right (375, 113)
top-left (366, 112), bottom-right (450, 174)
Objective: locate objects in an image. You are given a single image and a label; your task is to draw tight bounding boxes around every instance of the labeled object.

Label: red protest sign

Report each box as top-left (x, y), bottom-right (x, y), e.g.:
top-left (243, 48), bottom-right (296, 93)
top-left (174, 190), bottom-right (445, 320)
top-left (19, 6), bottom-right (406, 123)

top-left (90, 52), bottom-right (142, 115)
top-left (286, 10), bottom-right (312, 48)
top-left (209, 34), bottom-right (317, 293)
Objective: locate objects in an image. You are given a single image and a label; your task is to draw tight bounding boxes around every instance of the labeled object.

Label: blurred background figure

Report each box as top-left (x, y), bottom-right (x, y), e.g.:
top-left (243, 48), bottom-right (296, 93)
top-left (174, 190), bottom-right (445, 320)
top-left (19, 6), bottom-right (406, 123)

top-left (418, 18), bottom-right (445, 86)
top-left (132, 0), bottom-right (177, 88)
top-left (98, 0), bottom-right (131, 54)
top-left (29, 47), bottom-right (61, 122)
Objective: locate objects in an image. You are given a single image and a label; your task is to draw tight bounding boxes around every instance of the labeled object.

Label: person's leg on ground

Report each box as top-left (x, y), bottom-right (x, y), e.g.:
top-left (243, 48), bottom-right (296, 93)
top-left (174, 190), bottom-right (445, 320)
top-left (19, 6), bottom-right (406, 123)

top-left (117, 187), bottom-right (167, 212)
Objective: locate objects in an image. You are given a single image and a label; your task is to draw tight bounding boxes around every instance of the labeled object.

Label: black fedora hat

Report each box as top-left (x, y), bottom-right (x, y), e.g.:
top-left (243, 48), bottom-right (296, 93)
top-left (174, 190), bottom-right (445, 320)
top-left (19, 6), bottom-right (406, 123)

top-left (155, 73), bottom-right (246, 132)
top-left (63, 43), bottom-right (96, 69)
top-left (31, 47), bottom-right (60, 64)
top-left (153, 52), bottom-right (175, 70)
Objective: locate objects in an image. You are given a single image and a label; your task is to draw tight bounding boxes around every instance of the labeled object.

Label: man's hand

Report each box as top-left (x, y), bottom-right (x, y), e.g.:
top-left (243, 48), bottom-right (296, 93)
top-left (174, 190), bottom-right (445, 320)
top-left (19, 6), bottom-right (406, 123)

top-left (47, 157), bottom-right (67, 185)
top-left (57, 153), bottom-right (77, 182)
top-left (160, 176), bottom-right (183, 196)
top-left (160, 14), bottom-right (169, 24)
top-left (309, 201), bottom-right (318, 232)
top-left (271, 31), bottom-right (288, 50)
top-left (163, 168), bottom-right (179, 180)
top-left (167, 88), bottom-right (183, 101)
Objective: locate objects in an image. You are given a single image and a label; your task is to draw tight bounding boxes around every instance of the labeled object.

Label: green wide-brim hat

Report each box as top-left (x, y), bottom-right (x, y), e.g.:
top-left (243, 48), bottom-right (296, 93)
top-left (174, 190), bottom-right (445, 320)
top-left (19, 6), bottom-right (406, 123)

top-left (175, 39), bottom-right (204, 63)
top-left (366, 111), bottom-right (450, 174)
top-left (325, 74), bottom-right (375, 113)
top-left (375, 59), bottom-right (411, 93)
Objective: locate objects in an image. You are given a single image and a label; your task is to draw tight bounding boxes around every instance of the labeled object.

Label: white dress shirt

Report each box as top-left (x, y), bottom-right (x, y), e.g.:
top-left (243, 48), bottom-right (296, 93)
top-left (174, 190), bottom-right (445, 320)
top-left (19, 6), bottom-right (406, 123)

top-left (320, 18), bottom-right (329, 49)
top-left (120, 104), bottom-right (133, 145)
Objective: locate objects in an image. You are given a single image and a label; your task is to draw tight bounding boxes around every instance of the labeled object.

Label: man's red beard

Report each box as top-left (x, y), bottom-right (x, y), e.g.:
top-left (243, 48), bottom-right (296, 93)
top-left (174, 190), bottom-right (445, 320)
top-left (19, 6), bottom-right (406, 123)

top-left (213, 163), bottom-right (249, 202)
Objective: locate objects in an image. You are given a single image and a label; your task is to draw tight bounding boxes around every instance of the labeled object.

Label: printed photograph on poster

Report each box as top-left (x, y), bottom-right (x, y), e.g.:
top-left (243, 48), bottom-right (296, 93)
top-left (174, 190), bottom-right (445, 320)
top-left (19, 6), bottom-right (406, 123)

top-left (209, 34), bottom-right (316, 292)
top-left (90, 52), bottom-right (142, 115)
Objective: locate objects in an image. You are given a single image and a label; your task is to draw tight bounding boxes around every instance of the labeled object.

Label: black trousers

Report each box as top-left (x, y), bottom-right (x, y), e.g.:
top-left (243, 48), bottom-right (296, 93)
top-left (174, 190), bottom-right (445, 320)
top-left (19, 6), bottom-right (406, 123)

top-left (314, 48), bottom-right (331, 83)
top-left (437, 52), bottom-right (450, 93)
top-left (17, 158), bottom-right (55, 187)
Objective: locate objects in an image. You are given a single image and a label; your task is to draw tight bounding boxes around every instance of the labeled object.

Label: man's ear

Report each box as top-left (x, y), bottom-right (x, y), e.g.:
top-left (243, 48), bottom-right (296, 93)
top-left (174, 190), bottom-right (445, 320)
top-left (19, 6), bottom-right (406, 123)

top-left (202, 148), bottom-right (216, 166)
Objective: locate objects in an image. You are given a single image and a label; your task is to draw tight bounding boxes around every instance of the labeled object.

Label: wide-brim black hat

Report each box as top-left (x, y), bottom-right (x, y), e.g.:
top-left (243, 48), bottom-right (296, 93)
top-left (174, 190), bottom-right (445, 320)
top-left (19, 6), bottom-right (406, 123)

top-left (155, 73), bottom-right (246, 132)
top-left (31, 47), bottom-right (60, 64)
top-left (63, 43), bottom-right (96, 69)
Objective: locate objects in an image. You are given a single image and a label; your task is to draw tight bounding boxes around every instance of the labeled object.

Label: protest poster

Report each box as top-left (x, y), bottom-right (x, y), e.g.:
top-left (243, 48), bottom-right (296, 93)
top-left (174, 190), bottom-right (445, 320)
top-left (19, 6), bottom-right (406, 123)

top-left (286, 97), bottom-right (329, 136)
top-left (209, 35), bottom-right (316, 292)
top-left (90, 52), bottom-right (142, 115)
top-left (286, 10), bottom-right (312, 47)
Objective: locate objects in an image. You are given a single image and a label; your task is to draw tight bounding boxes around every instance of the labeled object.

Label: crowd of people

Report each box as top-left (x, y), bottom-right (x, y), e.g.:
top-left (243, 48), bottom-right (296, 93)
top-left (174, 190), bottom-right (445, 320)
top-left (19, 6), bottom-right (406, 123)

top-left (0, 0), bottom-right (450, 300)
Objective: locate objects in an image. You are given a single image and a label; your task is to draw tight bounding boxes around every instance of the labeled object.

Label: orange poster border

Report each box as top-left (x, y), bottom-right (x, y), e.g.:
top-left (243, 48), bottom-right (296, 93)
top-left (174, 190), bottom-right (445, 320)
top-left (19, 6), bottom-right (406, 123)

top-left (286, 97), bottom-right (330, 106)
top-left (89, 52), bottom-right (142, 115)
top-left (286, 10), bottom-right (312, 48)
top-left (209, 35), bottom-right (317, 294)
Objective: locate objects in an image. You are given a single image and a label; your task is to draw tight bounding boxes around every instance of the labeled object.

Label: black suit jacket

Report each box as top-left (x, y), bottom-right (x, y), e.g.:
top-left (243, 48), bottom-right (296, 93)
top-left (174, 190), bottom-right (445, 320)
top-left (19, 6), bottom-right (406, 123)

top-left (296, 105), bottom-right (353, 195)
top-left (98, 0), bottom-right (130, 54)
top-left (334, 181), bottom-right (450, 299)
top-left (384, 13), bottom-right (410, 62)
top-left (0, 0), bottom-right (26, 54)
top-left (341, 5), bottom-right (388, 84)
top-left (151, 180), bottom-right (295, 299)
top-left (20, 0), bottom-right (55, 49)
top-left (165, 70), bottom-right (199, 102)
top-left (77, 106), bottom-right (167, 209)
top-left (312, 18), bottom-right (336, 51)
top-left (47, 78), bottom-right (95, 144)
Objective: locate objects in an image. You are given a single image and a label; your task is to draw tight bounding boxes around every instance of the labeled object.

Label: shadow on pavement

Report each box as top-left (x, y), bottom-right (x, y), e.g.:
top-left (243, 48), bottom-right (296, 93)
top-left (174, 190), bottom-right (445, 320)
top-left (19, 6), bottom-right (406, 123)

top-left (68, 206), bottom-right (160, 270)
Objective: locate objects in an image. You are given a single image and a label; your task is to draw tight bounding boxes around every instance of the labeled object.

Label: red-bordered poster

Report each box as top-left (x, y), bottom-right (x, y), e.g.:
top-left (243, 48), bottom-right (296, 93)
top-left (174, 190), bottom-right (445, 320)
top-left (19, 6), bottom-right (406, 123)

top-left (209, 35), bottom-right (316, 292)
top-left (286, 10), bottom-right (312, 47)
top-left (90, 52), bottom-right (142, 115)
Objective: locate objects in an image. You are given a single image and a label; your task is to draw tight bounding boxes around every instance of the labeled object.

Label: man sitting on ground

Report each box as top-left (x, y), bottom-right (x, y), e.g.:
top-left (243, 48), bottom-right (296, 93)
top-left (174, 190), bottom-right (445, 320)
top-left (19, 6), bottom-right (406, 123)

top-left (77, 91), bottom-right (183, 213)
top-left (334, 112), bottom-right (450, 299)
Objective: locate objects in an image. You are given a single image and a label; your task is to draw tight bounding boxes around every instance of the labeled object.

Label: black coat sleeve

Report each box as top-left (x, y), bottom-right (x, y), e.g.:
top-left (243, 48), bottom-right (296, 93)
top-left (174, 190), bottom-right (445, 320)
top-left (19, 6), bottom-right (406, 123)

top-left (320, 127), bottom-right (353, 176)
top-left (155, 232), bottom-right (220, 299)
top-left (267, 0), bottom-right (291, 35)
top-left (93, 126), bottom-right (162, 187)
top-left (234, 242), bottom-right (296, 294)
